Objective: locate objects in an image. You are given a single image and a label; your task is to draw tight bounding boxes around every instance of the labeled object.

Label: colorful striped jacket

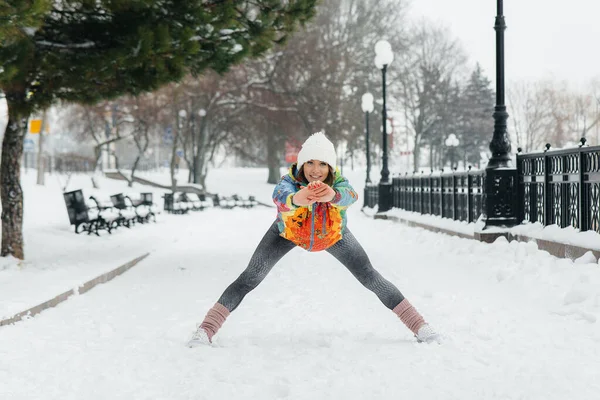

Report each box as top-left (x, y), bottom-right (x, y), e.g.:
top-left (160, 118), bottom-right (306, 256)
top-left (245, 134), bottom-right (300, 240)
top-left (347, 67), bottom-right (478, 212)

top-left (272, 164), bottom-right (358, 252)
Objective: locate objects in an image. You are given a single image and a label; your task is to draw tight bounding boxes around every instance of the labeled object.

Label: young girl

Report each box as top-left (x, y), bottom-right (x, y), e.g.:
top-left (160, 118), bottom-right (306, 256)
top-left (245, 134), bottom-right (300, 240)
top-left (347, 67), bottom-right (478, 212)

top-left (188, 132), bottom-right (439, 346)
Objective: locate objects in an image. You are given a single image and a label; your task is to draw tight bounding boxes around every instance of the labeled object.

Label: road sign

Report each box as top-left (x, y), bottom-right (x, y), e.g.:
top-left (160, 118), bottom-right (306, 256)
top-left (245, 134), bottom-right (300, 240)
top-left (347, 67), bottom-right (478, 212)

top-left (176, 149), bottom-right (184, 158)
top-left (24, 138), bottom-right (35, 152)
top-left (29, 119), bottom-right (42, 134)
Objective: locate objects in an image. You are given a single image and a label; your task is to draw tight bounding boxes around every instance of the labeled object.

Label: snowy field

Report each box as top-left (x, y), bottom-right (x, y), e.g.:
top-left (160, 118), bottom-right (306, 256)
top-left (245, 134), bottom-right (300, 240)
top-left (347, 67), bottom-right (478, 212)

top-left (1, 167), bottom-right (600, 400)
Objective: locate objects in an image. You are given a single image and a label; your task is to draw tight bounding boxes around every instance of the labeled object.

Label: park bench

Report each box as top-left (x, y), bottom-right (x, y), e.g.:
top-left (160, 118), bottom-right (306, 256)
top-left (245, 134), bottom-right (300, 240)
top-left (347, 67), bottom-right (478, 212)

top-left (88, 194), bottom-right (124, 230)
top-left (163, 192), bottom-right (190, 214)
top-left (231, 194), bottom-right (258, 208)
top-left (196, 193), bottom-right (214, 208)
top-left (209, 193), bottom-right (257, 209)
top-left (141, 192), bottom-right (156, 208)
top-left (231, 194), bottom-right (245, 208)
top-left (211, 193), bottom-right (221, 208)
top-left (178, 192), bottom-right (202, 211)
top-left (63, 189), bottom-right (119, 235)
top-left (108, 193), bottom-right (139, 227)
top-left (126, 192), bottom-right (157, 222)
top-left (180, 192), bottom-right (212, 211)
top-left (219, 195), bottom-right (237, 209)
top-left (142, 192), bottom-right (159, 221)
top-left (175, 192), bottom-right (194, 213)
top-left (248, 196), bottom-right (258, 207)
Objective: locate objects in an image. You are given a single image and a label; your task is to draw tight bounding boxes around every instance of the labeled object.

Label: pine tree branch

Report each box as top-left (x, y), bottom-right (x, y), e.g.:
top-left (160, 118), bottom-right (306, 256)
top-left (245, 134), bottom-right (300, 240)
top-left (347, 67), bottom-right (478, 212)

top-left (35, 40), bottom-right (96, 49)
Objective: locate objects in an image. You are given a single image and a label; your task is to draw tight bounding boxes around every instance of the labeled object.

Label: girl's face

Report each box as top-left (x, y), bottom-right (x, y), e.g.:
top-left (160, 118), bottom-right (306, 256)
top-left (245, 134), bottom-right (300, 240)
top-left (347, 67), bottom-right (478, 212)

top-left (303, 160), bottom-right (330, 183)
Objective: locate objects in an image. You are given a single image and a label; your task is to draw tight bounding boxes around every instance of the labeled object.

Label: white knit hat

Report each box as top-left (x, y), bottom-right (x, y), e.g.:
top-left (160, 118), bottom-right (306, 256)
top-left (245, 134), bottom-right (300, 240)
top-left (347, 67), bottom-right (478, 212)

top-left (296, 131), bottom-right (337, 169)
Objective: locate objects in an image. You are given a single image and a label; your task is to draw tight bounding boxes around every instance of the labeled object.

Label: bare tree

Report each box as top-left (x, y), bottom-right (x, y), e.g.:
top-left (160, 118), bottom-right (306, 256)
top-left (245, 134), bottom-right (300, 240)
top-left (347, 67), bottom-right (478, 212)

top-left (52, 0), bottom-right (442, 189)
top-left (566, 90), bottom-right (600, 144)
top-left (63, 101), bottom-right (136, 171)
top-left (513, 82), bottom-right (552, 151)
top-left (116, 94), bottom-right (163, 187)
top-left (508, 80), bottom-right (580, 152)
top-left (390, 21), bottom-right (468, 171)
top-left (166, 71), bottom-right (254, 189)
top-left (218, 0), bottom-right (410, 182)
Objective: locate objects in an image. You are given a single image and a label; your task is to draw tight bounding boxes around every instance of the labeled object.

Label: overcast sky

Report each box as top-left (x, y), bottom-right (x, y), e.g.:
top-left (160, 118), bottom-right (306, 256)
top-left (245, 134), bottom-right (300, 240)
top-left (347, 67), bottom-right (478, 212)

top-left (407, 0), bottom-right (600, 89)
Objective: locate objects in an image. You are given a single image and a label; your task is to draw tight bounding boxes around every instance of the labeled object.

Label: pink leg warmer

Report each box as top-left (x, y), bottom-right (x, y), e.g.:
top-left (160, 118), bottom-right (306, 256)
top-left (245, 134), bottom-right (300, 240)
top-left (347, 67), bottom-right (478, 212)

top-left (200, 303), bottom-right (230, 342)
top-left (392, 299), bottom-right (426, 335)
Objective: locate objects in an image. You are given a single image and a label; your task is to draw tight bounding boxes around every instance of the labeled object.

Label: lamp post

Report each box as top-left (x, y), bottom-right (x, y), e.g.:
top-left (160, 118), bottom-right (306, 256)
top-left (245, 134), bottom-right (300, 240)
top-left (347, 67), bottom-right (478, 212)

top-left (170, 109), bottom-right (186, 192)
top-left (445, 133), bottom-right (460, 169)
top-left (489, 0), bottom-right (510, 169)
top-left (374, 40), bottom-right (394, 212)
top-left (361, 92), bottom-right (374, 184)
top-left (192, 108), bottom-right (206, 184)
top-left (102, 105), bottom-right (111, 171)
top-left (100, 103), bottom-right (121, 170)
top-left (177, 109), bottom-right (187, 174)
top-left (481, 0), bottom-right (518, 228)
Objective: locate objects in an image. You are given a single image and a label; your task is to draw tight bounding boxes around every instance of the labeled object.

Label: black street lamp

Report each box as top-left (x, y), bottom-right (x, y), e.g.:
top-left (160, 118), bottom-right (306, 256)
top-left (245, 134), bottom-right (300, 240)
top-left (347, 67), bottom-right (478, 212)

top-left (172, 109), bottom-right (186, 184)
top-left (445, 133), bottom-right (460, 169)
top-left (489, 0), bottom-right (510, 169)
top-left (374, 40), bottom-right (394, 212)
top-left (361, 92), bottom-right (374, 184)
top-left (191, 108), bottom-right (206, 183)
top-left (361, 92), bottom-right (375, 209)
top-left (482, 0), bottom-right (518, 228)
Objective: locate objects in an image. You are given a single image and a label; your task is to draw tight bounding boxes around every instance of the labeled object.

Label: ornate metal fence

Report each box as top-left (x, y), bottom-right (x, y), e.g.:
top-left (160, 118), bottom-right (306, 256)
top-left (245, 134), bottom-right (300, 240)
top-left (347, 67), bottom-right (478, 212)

top-left (363, 169), bottom-right (484, 223)
top-left (517, 144), bottom-right (600, 233)
top-left (364, 185), bottom-right (378, 208)
top-left (363, 143), bottom-right (600, 234)
top-left (392, 169), bottom-right (484, 223)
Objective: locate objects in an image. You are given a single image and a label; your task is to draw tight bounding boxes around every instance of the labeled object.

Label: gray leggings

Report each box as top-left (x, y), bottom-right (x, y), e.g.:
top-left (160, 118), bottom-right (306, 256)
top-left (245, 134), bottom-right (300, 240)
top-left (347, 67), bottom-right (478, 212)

top-left (217, 221), bottom-right (405, 312)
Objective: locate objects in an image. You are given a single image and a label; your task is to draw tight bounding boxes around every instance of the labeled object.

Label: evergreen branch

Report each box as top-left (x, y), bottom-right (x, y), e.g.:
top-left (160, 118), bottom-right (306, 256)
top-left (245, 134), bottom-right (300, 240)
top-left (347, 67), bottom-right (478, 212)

top-left (35, 40), bottom-right (96, 49)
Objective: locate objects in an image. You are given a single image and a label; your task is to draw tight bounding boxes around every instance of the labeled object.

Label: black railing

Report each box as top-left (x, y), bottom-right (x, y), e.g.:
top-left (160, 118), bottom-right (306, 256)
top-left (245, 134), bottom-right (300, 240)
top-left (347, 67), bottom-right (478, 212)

top-left (364, 185), bottom-right (378, 208)
top-left (363, 142), bottom-right (600, 234)
top-left (388, 169), bottom-right (484, 223)
top-left (363, 169), bottom-right (484, 223)
top-left (517, 143), bottom-right (600, 234)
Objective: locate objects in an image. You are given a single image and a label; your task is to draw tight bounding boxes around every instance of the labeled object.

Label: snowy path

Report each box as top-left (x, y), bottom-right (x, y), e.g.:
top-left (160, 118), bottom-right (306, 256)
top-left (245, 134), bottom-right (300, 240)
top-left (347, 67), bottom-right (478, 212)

top-left (2, 206), bottom-right (600, 400)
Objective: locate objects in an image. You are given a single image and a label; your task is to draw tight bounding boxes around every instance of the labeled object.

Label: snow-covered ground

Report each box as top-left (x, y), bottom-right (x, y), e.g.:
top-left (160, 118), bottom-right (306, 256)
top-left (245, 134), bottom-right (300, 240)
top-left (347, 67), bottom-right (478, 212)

top-left (1, 167), bottom-right (600, 400)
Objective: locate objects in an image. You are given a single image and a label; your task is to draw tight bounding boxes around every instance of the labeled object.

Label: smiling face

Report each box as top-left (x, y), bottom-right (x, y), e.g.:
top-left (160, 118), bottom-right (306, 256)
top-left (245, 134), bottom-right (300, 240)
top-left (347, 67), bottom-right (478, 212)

top-left (302, 159), bottom-right (330, 183)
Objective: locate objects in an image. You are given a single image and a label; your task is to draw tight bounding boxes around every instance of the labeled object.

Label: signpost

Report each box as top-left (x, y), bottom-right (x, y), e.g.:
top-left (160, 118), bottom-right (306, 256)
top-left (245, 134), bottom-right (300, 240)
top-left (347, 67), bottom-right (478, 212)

top-left (23, 138), bottom-right (35, 152)
top-left (29, 119), bottom-right (42, 134)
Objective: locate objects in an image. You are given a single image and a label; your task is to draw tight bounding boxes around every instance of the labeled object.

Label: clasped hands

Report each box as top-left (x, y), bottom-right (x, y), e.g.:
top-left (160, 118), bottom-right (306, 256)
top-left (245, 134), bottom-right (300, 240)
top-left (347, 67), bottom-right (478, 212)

top-left (293, 181), bottom-right (336, 206)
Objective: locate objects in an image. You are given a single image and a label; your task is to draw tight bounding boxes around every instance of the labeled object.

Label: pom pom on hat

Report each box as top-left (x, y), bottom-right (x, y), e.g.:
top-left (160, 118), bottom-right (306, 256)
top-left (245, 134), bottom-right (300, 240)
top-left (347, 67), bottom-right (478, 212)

top-left (296, 131), bottom-right (337, 169)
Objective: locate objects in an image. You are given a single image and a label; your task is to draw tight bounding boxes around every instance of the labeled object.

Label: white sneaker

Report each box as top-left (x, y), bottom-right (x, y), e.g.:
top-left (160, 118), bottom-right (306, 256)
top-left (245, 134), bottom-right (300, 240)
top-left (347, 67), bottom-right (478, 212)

top-left (187, 325), bottom-right (211, 347)
top-left (415, 324), bottom-right (441, 344)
